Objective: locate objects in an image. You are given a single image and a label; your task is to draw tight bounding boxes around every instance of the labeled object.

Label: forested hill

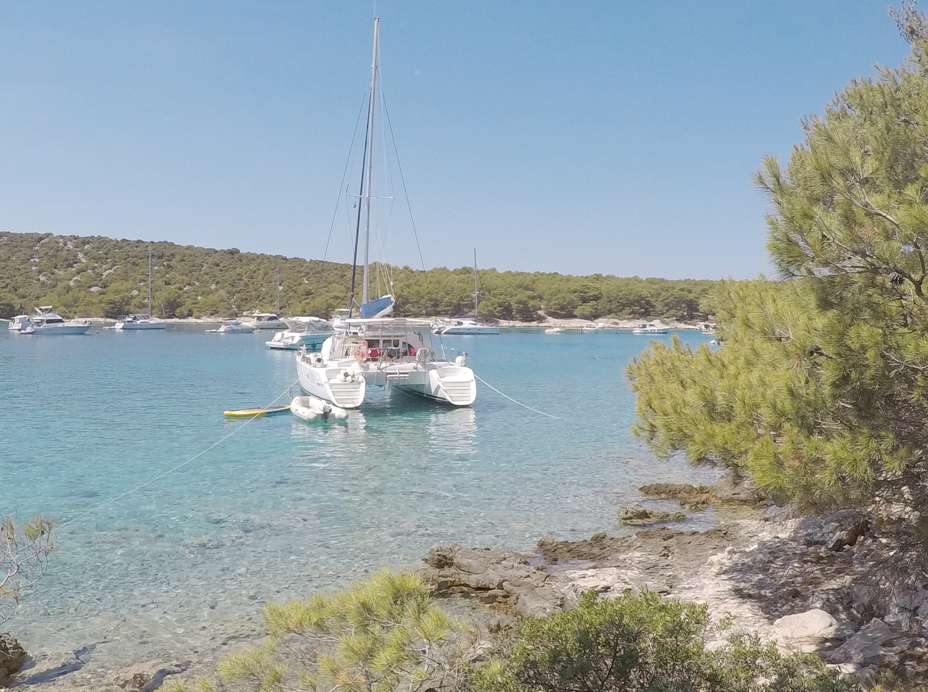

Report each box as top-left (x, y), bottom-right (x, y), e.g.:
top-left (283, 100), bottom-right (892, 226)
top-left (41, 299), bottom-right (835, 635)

top-left (0, 232), bottom-right (719, 321)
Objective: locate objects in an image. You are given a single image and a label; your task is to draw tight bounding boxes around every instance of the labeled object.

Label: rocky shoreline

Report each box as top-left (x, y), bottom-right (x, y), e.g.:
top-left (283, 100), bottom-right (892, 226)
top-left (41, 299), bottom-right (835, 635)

top-left (418, 491), bottom-right (928, 690)
top-left (12, 479), bottom-right (921, 691)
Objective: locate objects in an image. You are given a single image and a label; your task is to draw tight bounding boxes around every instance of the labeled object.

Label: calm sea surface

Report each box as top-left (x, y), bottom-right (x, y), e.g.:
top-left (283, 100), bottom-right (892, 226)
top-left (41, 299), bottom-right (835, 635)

top-left (0, 326), bottom-right (717, 670)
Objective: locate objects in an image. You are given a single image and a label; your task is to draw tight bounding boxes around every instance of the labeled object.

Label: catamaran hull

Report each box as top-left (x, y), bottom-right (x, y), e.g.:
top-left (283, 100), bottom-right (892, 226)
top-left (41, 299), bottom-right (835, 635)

top-left (296, 352), bottom-right (475, 408)
top-left (296, 355), bottom-right (366, 409)
top-left (393, 366), bottom-right (477, 405)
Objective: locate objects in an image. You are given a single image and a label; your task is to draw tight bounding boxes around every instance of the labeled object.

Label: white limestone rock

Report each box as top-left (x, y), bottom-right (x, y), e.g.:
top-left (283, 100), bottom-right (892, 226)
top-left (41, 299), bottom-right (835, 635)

top-left (773, 608), bottom-right (838, 651)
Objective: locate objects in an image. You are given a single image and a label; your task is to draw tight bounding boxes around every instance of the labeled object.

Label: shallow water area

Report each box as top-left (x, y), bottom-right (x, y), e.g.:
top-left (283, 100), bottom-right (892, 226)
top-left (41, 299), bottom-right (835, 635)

top-left (0, 325), bottom-right (717, 683)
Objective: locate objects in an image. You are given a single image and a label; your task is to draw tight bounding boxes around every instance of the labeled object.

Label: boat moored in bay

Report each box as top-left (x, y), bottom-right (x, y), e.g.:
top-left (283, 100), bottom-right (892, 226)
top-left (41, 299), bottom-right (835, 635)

top-left (19, 307), bottom-right (92, 335)
top-left (295, 18), bottom-right (477, 410)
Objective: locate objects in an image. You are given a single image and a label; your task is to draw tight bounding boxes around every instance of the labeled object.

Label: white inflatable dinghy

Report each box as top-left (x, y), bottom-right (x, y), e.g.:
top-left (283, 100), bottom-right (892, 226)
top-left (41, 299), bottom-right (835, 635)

top-left (289, 395), bottom-right (348, 422)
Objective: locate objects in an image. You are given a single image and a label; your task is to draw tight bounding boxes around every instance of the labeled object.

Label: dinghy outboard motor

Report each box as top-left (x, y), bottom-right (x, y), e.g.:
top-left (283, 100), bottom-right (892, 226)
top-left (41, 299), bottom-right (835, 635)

top-left (454, 352), bottom-right (468, 367)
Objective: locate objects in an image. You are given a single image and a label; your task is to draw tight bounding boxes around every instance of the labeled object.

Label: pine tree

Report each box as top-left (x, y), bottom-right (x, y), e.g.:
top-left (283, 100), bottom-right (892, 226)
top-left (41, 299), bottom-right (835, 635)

top-left (628, 3), bottom-right (928, 517)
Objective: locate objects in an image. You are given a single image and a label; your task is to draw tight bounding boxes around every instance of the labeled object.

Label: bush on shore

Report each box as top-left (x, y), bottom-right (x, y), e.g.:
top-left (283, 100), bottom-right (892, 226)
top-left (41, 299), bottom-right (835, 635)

top-left (474, 589), bottom-right (857, 692)
top-left (164, 569), bottom-right (471, 692)
top-left (164, 576), bottom-right (858, 692)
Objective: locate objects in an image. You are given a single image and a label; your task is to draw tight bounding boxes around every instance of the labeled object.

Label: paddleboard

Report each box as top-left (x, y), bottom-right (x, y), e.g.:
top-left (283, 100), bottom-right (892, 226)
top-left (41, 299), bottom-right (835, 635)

top-left (223, 406), bottom-right (291, 418)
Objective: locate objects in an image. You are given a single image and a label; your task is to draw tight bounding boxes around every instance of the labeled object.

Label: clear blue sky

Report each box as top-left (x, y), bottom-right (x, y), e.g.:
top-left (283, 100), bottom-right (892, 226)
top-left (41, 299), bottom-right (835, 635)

top-left (0, 1), bottom-right (911, 280)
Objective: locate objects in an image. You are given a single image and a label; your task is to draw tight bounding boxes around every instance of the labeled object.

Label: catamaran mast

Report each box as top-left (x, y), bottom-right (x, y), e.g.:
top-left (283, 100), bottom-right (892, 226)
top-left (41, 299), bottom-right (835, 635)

top-left (473, 249), bottom-right (478, 317)
top-left (347, 18), bottom-right (379, 318)
top-left (361, 18), bottom-right (379, 306)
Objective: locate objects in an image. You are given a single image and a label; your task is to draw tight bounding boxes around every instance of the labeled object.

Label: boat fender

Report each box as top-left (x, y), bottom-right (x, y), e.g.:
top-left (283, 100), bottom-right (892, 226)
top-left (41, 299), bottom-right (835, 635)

top-left (353, 348), bottom-right (363, 362)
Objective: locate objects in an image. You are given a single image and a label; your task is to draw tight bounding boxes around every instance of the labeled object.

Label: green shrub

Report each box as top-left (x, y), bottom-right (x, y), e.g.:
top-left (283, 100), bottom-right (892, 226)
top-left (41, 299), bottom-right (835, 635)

top-left (165, 569), bottom-right (471, 692)
top-left (474, 590), bottom-right (857, 692)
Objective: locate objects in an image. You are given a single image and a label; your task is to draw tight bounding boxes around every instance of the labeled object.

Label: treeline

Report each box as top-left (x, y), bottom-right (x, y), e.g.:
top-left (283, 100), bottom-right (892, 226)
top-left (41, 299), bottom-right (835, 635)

top-left (0, 232), bottom-right (719, 321)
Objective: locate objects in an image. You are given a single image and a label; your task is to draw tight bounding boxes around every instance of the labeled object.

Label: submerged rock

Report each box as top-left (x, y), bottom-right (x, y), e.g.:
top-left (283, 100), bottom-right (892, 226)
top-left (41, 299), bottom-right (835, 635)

top-left (617, 503), bottom-right (686, 526)
top-left (0, 633), bottom-right (26, 687)
top-left (640, 474), bottom-right (766, 509)
top-left (419, 544), bottom-right (563, 617)
top-left (114, 660), bottom-right (190, 690)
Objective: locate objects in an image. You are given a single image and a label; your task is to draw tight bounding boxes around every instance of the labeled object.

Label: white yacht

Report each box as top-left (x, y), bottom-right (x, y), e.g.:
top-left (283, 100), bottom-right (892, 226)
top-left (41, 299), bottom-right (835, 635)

top-left (8, 315), bottom-right (31, 331)
top-left (432, 250), bottom-right (499, 336)
top-left (114, 247), bottom-right (166, 330)
top-left (251, 312), bottom-right (288, 330)
top-left (207, 319), bottom-right (255, 334)
top-left (433, 317), bottom-right (500, 336)
top-left (20, 307), bottom-right (92, 335)
top-left (581, 322), bottom-right (605, 332)
top-left (632, 321), bottom-right (669, 335)
top-left (267, 317), bottom-right (332, 350)
top-left (295, 19), bottom-right (477, 410)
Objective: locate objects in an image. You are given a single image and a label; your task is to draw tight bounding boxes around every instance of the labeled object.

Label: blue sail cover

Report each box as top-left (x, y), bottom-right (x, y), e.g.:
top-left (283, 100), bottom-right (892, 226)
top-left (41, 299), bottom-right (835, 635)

top-left (359, 295), bottom-right (395, 319)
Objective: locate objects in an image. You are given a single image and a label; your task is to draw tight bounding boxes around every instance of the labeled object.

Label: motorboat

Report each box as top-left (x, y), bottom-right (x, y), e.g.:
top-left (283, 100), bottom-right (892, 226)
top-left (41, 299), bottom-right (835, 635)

top-left (250, 312), bottom-right (288, 330)
top-left (432, 317), bottom-right (500, 335)
top-left (114, 314), bottom-right (166, 330)
top-left (632, 321), bottom-right (669, 335)
top-left (544, 327), bottom-right (564, 334)
top-left (8, 315), bottom-right (31, 331)
top-left (432, 251), bottom-right (499, 335)
top-left (113, 247), bottom-right (166, 330)
top-left (581, 322), bottom-right (605, 332)
top-left (266, 317), bottom-right (332, 350)
top-left (295, 20), bottom-right (477, 410)
top-left (206, 319), bottom-right (255, 334)
top-left (20, 307), bottom-right (92, 335)
top-left (290, 395), bottom-right (348, 422)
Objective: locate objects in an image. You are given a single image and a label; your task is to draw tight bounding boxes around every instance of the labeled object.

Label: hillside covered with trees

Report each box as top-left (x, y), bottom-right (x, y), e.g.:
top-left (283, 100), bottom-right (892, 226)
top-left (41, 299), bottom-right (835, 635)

top-left (0, 231), bottom-right (719, 321)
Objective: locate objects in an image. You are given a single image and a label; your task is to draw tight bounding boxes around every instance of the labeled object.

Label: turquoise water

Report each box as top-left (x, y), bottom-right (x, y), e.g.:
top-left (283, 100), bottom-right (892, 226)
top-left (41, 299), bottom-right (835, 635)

top-left (0, 326), bottom-right (716, 670)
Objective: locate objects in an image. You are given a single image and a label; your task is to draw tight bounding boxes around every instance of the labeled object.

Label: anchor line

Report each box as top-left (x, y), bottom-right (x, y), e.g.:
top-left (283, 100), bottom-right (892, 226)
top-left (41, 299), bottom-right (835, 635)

top-left (58, 379), bottom-right (301, 529)
top-left (474, 374), bottom-right (562, 420)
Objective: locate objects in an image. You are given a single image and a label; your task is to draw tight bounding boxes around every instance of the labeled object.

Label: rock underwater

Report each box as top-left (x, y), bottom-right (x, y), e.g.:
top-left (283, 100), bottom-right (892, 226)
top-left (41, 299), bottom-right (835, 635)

top-left (0, 633), bottom-right (25, 688)
top-left (617, 502), bottom-right (687, 526)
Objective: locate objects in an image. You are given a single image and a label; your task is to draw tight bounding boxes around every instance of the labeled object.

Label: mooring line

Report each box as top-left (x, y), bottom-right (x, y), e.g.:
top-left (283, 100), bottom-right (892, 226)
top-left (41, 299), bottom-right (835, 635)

top-left (474, 374), bottom-right (562, 420)
top-left (59, 379), bottom-right (300, 529)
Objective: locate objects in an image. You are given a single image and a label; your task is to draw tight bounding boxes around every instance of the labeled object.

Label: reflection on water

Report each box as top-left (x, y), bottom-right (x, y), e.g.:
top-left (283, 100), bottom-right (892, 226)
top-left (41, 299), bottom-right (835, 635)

top-left (426, 406), bottom-right (477, 457)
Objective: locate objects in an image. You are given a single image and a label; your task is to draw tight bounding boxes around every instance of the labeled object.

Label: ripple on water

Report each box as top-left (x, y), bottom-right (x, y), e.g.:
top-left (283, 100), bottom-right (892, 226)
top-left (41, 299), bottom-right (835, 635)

top-left (0, 326), bottom-right (719, 671)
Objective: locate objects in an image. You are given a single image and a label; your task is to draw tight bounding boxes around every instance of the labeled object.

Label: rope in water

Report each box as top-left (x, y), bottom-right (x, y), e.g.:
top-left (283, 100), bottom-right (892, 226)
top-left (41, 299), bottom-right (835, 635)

top-left (59, 378), bottom-right (301, 529)
top-left (474, 374), bottom-right (562, 420)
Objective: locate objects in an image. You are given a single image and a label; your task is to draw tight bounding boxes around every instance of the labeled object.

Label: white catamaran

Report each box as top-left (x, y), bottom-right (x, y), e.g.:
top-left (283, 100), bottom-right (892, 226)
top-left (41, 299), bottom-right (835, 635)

top-left (295, 18), bottom-right (477, 409)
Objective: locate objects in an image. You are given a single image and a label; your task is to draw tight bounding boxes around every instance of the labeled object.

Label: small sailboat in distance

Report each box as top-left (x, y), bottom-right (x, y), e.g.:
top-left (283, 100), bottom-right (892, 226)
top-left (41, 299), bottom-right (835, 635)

top-left (432, 250), bottom-right (500, 335)
top-left (114, 246), bottom-right (166, 330)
